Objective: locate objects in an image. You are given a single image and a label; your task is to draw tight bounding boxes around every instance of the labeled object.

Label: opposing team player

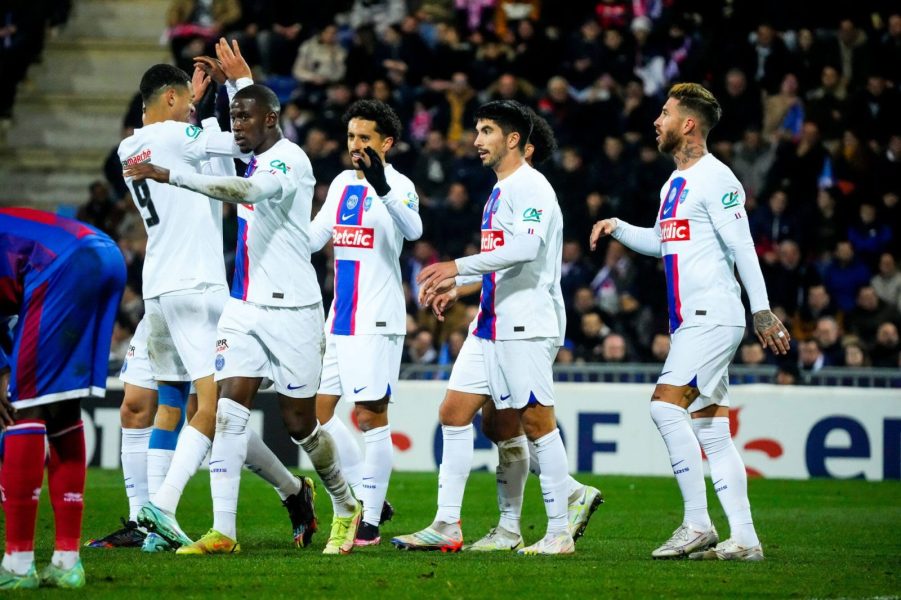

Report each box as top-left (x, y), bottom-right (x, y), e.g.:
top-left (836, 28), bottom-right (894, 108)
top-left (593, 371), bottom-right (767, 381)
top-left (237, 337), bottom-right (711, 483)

top-left (432, 109), bottom-right (603, 551)
top-left (310, 99), bottom-right (422, 545)
top-left (125, 82), bottom-right (362, 555)
top-left (589, 83), bottom-right (790, 561)
top-left (0, 208), bottom-right (126, 589)
top-left (393, 100), bottom-right (574, 555)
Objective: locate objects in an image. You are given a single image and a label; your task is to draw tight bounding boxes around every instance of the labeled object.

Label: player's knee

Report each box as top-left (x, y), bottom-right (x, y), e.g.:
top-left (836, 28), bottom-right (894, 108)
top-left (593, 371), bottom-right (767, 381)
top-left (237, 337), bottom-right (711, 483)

top-left (481, 414), bottom-right (498, 442)
top-left (438, 400), bottom-right (468, 427)
top-left (520, 407), bottom-right (555, 441)
top-left (354, 402), bottom-right (388, 432)
top-left (120, 395), bottom-right (154, 429)
top-left (153, 404), bottom-right (183, 431)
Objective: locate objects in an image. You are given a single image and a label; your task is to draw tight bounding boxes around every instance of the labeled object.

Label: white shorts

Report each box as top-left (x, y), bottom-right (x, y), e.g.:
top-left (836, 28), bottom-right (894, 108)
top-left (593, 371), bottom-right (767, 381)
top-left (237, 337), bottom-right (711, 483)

top-left (657, 324), bottom-right (744, 412)
top-left (214, 298), bottom-right (324, 398)
top-left (119, 318), bottom-right (192, 390)
top-left (448, 335), bottom-right (556, 410)
top-left (144, 285), bottom-right (227, 381)
top-left (318, 333), bottom-right (403, 402)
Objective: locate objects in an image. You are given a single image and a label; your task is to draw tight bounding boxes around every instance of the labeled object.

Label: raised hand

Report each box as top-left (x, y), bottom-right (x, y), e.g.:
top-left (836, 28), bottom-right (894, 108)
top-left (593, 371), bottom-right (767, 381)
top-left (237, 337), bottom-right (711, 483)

top-left (194, 55), bottom-right (227, 85)
top-left (215, 37), bottom-right (252, 81)
top-left (124, 162), bottom-right (170, 184)
top-left (589, 219), bottom-right (618, 251)
top-left (191, 66), bottom-right (212, 102)
top-left (356, 147), bottom-right (391, 196)
top-left (752, 310), bottom-right (791, 355)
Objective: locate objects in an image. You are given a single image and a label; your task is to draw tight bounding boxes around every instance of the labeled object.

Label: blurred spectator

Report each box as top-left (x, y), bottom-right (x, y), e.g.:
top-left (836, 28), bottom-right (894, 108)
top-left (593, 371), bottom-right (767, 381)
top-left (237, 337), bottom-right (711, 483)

top-left (590, 240), bottom-right (635, 316)
top-left (842, 338), bottom-right (869, 368)
top-left (813, 316), bottom-right (844, 365)
top-left (236, 1), bottom-right (305, 77)
top-left (871, 253), bottom-right (901, 312)
top-left (292, 24), bottom-right (347, 102)
top-left (406, 326), bottom-right (438, 364)
top-left (808, 187), bottom-right (846, 260)
top-left (763, 73), bottom-right (804, 141)
top-left (766, 120), bottom-right (828, 205)
top-left (430, 182), bottom-right (479, 258)
top-left (601, 333), bottom-right (629, 363)
top-left (574, 311), bottom-right (608, 362)
top-left (751, 189), bottom-right (799, 251)
top-left (405, 240), bottom-right (438, 309)
top-left (775, 361), bottom-right (800, 385)
top-left (712, 68), bottom-right (763, 146)
top-left (822, 17), bottom-right (872, 92)
top-left (563, 17), bottom-right (604, 91)
top-left (796, 284), bottom-right (839, 339)
top-left (166, 0), bottom-right (241, 73)
top-left (871, 322), bottom-right (900, 367)
top-left (765, 240), bottom-right (820, 315)
top-left (845, 286), bottom-right (901, 341)
top-left (845, 73), bottom-right (900, 146)
top-left (302, 127), bottom-right (342, 183)
top-left (738, 341), bottom-right (767, 365)
top-left (649, 333), bottom-right (670, 362)
top-left (348, 0), bottom-right (406, 34)
top-left (740, 22), bottom-right (792, 95)
top-left (848, 202), bottom-right (893, 268)
top-left (823, 241), bottom-right (871, 313)
top-left (798, 338), bottom-right (828, 373)
top-left (413, 130), bottom-right (455, 202)
top-left (878, 13), bottom-right (901, 84)
top-left (805, 65), bottom-right (847, 142)
top-left (560, 239), bottom-right (593, 303)
top-left (432, 72), bottom-right (479, 144)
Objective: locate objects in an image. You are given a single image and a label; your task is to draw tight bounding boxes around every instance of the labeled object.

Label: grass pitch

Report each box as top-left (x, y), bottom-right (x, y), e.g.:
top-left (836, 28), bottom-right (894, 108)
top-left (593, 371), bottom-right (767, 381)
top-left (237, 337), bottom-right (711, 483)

top-left (4, 469), bottom-right (899, 598)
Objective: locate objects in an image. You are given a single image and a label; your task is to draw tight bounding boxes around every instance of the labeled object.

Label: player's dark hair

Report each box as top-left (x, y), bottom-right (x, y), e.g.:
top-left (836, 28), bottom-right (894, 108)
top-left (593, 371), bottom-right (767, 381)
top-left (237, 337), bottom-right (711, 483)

top-left (667, 83), bottom-right (722, 135)
top-left (342, 99), bottom-right (403, 142)
top-left (139, 64), bottom-right (190, 104)
top-left (474, 100), bottom-right (533, 151)
top-left (233, 84), bottom-right (282, 115)
top-left (525, 107), bottom-right (557, 165)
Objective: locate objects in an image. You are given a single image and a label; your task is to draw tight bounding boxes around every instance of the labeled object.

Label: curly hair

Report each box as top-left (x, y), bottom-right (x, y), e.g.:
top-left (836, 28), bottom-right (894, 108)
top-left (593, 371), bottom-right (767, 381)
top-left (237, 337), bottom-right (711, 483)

top-left (525, 107), bottom-right (557, 165)
top-left (341, 99), bottom-right (403, 141)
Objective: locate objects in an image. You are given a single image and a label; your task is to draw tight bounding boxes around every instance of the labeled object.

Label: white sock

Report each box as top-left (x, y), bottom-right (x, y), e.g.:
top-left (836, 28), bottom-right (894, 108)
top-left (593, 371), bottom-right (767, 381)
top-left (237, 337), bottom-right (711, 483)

top-left (533, 429), bottom-right (570, 535)
top-left (296, 424), bottom-right (355, 517)
top-left (147, 449), bottom-right (174, 501)
top-left (2, 552), bottom-right (35, 576)
top-left (152, 425), bottom-right (211, 515)
top-left (650, 401), bottom-right (711, 530)
top-left (121, 427), bottom-right (151, 522)
top-left (361, 425), bottom-right (393, 527)
top-left (435, 424), bottom-right (473, 525)
top-left (245, 428), bottom-right (300, 501)
top-left (496, 435), bottom-right (528, 535)
top-left (528, 439), bottom-right (582, 501)
top-left (210, 399), bottom-right (250, 540)
top-left (321, 416), bottom-right (363, 496)
top-left (50, 550), bottom-right (79, 570)
top-left (693, 417), bottom-right (759, 547)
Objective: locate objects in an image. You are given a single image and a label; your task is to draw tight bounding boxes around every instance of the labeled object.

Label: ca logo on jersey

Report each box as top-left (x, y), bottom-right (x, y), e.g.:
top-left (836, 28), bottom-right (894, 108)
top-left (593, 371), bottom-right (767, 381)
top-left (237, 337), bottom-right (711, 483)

top-left (185, 125), bottom-right (201, 139)
top-left (269, 159), bottom-right (288, 174)
top-left (721, 190), bottom-right (741, 209)
top-left (522, 207), bottom-right (543, 222)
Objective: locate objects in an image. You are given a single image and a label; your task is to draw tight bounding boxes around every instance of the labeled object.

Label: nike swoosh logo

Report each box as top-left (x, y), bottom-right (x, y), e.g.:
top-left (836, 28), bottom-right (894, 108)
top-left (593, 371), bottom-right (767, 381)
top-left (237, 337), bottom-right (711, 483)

top-left (210, 460), bottom-right (223, 465)
top-left (713, 479), bottom-right (723, 487)
top-left (660, 371), bottom-right (672, 376)
top-left (500, 394), bottom-right (511, 401)
top-left (671, 460), bottom-right (684, 468)
top-left (341, 212), bottom-right (355, 221)
top-left (362, 477), bottom-right (374, 481)
top-left (353, 386), bottom-right (367, 394)
top-left (542, 491), bottom-right (552, 496)
top-left (287, 383), bottom-right (306, 390)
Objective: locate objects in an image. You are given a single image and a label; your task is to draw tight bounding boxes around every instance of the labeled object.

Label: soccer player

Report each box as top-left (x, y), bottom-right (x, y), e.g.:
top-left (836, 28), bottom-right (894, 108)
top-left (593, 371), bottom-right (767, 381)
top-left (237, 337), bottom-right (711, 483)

top-left (392, 100), bottom-right (575, 555)
top-left (0, 208), bottom-right (126, 589)
top-left (421, 109), bottom-right (603, 552)
top-left (310, 99), bottom-right (422, 546)
top-left (125, 82), bottom-right (362, 555)
top-left (589, 83), bottom-right (790, 561)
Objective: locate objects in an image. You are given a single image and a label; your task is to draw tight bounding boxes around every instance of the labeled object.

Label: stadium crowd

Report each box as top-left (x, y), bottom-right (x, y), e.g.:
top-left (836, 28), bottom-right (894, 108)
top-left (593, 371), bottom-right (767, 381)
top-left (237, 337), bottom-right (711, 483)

top-left (68, 0), bottom-right (900, 375)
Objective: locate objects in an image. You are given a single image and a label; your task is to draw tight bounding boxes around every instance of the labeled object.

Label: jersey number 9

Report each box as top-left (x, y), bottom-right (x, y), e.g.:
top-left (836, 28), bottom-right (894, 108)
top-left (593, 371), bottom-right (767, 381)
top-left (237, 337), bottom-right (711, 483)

top-left (132, 180), bottom-right (160, 227)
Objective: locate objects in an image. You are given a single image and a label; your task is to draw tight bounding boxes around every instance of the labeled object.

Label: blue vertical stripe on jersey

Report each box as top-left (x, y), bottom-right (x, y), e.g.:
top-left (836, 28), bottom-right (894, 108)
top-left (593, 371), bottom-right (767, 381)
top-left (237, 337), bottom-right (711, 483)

top-left (473, 272), bottom-right (497, 339)
top-left (663, 253), bottom-right (682, 333)
top-left (659, 177), bottom-right (687, 220)
top-left (332, 259), bottom-right (360, 335)
top-left (231, 216), bottom-right (249, 300)
top-left (335, 184), bottom-right (369, 225)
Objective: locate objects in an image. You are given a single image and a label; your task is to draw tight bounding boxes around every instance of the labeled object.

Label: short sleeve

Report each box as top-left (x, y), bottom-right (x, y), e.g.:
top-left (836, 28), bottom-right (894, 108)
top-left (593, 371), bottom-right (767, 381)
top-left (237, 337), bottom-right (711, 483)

top-left (510, 175), bottom-right (556, 240)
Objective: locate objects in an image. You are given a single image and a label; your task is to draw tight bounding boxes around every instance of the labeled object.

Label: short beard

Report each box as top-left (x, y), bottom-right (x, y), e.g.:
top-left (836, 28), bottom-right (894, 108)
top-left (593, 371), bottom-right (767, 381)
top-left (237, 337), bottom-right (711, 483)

top-left (484, 145), bottom-right (507, 170)
top-left (658, 130), bottom-right (680, 154)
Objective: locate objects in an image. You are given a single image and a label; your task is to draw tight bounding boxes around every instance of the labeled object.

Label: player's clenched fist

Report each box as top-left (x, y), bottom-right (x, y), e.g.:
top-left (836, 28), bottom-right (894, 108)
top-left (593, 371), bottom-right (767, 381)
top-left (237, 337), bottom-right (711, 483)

top-left (589, 218), bottom-right (618, 251)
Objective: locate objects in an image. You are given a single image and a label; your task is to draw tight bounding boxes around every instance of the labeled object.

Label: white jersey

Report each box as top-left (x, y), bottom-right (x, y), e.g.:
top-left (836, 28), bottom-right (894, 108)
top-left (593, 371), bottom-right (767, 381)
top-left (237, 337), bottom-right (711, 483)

top-left (655, 153), bottom-right (748, 332)
top-left (119, 120), bottom-right (230, 298)
top-left (310, 166), bottom-right (421, 335)
top-left (232, 138), bottom-right (321, 308)
top-left (472, 163), bottom-right (565, 343)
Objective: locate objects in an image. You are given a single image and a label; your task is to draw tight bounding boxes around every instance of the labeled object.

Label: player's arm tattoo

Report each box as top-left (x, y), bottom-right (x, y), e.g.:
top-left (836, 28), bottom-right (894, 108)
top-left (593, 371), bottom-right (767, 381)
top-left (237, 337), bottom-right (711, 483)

top-left (752, 310), bottom-right (778, 332)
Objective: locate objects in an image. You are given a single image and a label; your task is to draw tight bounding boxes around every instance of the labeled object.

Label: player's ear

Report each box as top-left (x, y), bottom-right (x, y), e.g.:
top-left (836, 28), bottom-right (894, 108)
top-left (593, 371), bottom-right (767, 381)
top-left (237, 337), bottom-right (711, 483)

top-left (381, 136), bottom-right (393, 156)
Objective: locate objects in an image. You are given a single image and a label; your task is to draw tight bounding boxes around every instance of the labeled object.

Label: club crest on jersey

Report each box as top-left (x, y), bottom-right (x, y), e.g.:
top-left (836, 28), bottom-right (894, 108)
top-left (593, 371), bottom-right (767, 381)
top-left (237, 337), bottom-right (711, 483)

top-left (364, 196), bottom-right (373, 211)
top-left (680, 188), bottom-right (690, 202)
top-left (215, 354), bottom-right (225, 371)
top-left (721, 190), bottom-right (741, 209)
top-left (660, 219), bottom-right (690, 242)
top-left (346, 194), bottom-right (360, 210)
top-left (481, 229), bottom-right (505, 251)
top-left (334, 225), bottom-right (374, 248)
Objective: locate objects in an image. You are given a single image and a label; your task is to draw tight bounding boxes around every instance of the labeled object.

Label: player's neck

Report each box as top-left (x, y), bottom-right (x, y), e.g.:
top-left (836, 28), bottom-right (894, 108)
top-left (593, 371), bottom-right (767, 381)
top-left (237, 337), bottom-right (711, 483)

top-left (142, 106), bottom-right (171, 126)
top-left (671, 137), bottom-right (707, 170)
top-left (493, 153), bottom-right (525, 181)
top-left (253, 132), bottom-right (282, 155)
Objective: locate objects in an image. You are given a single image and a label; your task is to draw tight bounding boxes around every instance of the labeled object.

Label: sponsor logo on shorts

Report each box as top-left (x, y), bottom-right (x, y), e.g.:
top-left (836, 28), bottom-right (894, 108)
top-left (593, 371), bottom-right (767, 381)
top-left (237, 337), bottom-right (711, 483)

top-left (353, 386), bottom-right (368, 394)
top-left (215, 354), bottom-right (225, 371)
top-left (480, 229), bottom-right (505, 252)
top-left (500, 393), bottom-right (511, 401)
top-left (333, 225), bottom-right (374, 248)
top-left (287, 383), bottom-right (306, 390)
top-left (660, 219), bottom-right (690, 242)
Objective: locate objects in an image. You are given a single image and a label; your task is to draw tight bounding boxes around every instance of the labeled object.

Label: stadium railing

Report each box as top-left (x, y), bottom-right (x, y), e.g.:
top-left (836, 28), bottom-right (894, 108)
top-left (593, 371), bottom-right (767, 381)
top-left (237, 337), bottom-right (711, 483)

top-left (398, 363), bottom-right (901, 388)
